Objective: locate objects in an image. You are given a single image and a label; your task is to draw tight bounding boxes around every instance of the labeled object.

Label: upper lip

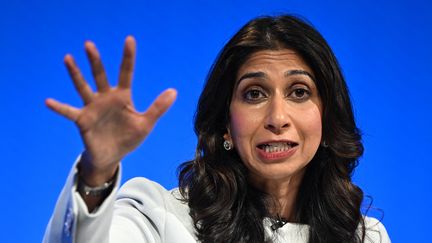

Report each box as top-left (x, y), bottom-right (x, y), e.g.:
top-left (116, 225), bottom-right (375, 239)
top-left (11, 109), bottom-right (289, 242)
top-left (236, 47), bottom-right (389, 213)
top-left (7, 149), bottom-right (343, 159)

top-left (256, 139), bottom-right (299, 147)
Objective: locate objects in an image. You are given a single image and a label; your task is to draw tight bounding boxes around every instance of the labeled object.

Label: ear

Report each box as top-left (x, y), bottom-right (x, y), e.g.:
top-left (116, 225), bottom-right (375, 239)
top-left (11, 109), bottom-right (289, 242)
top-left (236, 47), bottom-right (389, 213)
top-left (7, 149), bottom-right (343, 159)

top-left (223, 127), bottom-right (232, 141)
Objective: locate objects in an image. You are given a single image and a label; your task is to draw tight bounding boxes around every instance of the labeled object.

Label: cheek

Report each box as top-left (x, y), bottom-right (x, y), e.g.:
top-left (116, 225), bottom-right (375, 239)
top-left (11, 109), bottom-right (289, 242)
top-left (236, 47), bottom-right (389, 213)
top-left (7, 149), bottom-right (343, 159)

top-left (299, 108), bottom-right (322, 149)
top-left (229, 106), bottom-right (263, 154)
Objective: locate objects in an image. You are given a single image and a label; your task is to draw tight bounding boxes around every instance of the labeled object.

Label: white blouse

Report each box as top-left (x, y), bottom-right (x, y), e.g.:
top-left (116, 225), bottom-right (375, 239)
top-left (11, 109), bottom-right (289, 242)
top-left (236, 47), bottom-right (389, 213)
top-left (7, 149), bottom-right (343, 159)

top-left (43, 161), bottom-right (391, 243)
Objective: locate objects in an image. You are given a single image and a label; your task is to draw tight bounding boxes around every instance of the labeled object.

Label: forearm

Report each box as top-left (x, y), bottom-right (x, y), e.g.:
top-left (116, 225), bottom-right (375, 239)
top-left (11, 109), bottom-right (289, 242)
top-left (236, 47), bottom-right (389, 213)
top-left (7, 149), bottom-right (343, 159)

top-left (43, 156), bottom-right (122, 243)
top-left (77, 155), bottom-right (119, 212)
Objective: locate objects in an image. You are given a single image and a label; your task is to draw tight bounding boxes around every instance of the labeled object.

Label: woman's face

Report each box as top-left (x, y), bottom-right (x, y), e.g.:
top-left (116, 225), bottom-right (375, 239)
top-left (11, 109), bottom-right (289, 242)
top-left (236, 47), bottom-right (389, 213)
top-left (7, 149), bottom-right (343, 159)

top-left (227, 49), bottom-right (322, 183)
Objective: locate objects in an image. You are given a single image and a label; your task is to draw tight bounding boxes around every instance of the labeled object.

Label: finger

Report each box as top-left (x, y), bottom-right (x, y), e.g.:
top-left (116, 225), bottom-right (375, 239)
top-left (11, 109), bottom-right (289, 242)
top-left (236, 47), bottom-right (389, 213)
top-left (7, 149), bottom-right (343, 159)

top-left (142, 88), bottom-right (177, 125)
top-left (64, 54), bottom-right (94, 104)
top-left (85, 41), bottom-right (110, 92)
top-left (45, 98), bottom-right (81, 121)
top-left (118, 36), bottom-right (136, 89)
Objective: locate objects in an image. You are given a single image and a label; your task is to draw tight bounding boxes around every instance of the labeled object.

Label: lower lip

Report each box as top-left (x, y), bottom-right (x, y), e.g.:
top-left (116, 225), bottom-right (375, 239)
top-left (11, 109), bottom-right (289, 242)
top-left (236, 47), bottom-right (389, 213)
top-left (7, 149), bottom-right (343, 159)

top-left (255, 146), bottom-right (298, 162)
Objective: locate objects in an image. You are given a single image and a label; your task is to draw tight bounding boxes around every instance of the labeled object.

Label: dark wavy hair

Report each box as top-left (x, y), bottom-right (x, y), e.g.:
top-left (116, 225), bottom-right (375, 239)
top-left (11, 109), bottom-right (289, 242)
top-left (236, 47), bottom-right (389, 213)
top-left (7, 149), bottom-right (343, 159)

top-left (178, 15), bottom-right (366, 243)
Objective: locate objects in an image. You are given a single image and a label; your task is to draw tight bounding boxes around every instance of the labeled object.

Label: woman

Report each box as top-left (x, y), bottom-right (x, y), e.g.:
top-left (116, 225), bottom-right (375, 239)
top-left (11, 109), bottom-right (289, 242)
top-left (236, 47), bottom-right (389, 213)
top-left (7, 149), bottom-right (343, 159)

top-left (44, 15), bottom-right (390, 243)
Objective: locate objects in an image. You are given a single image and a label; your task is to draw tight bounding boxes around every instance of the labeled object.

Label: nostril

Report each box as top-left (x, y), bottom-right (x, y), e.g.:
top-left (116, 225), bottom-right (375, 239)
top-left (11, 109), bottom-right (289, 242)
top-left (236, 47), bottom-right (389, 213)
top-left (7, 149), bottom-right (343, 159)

top-left (265, 121), bottom-right (289, 133)
top-left (264, 123), bottom-right (276, 130)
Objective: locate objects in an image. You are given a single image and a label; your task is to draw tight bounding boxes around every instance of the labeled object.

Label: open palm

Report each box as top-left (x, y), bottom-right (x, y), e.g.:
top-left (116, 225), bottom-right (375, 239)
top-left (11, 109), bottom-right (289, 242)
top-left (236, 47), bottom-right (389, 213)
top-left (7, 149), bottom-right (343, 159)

top-left (46, 36), bottom-right (176, 185)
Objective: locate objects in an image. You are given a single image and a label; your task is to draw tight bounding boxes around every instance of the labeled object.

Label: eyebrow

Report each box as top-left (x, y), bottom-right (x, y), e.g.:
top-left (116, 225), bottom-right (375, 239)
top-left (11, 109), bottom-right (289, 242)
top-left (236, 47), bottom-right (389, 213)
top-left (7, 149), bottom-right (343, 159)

top-left (236, 72), bottom-right (266, 84)
top-left (285, 70), bottom-right (315, 81)
top-left (236, 69), bottom-right (315, 86)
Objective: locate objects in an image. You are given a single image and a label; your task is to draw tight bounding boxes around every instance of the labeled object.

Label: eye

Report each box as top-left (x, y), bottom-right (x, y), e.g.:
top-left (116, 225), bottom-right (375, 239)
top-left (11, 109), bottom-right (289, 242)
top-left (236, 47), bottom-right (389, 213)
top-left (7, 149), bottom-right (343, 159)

top-left (289, 88), bottom-right (310, 101)
top-left (243, 88), bottom-right (267, 102)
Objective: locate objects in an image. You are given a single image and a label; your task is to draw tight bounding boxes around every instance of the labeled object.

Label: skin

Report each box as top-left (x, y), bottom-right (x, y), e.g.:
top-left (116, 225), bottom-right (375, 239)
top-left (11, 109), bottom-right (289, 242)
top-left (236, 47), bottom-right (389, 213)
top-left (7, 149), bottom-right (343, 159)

top-left (225, 49), bottom-right (323, 221)
top-left (46, 36), bottom-right (177, 211)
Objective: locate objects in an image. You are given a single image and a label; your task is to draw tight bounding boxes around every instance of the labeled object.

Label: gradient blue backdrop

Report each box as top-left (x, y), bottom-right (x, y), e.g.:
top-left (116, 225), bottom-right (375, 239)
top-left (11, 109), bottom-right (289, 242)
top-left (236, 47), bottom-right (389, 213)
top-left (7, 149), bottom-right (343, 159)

top-left (1, 0), bottom-right (431, 242)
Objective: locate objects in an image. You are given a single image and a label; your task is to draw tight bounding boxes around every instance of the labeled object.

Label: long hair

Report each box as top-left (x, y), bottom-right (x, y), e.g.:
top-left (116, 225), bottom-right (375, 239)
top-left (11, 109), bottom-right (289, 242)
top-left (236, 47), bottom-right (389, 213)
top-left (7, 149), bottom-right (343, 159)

top-left (178, 15), bottom-right (365, 243)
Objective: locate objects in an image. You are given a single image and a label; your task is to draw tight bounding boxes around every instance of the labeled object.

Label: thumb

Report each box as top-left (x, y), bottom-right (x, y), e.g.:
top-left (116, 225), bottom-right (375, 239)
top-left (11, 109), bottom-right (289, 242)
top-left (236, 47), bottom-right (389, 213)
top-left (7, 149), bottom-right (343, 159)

top-left (142, 88), bottom-right (177, 124)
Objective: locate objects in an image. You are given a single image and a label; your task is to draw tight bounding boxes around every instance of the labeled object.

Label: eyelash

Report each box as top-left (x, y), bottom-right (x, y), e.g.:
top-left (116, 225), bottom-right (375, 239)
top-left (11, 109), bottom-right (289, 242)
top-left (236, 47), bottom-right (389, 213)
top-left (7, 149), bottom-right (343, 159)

top-left (290, 87), bottom-right (311, 101)
top-left (242, 86), bottom-right (311, 103)
top-left (243, 88), bottom-right (267, 102)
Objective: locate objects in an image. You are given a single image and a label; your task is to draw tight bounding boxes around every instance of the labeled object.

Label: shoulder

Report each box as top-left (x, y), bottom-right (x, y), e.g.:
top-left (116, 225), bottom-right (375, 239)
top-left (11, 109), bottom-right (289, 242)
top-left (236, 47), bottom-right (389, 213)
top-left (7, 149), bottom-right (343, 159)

top-left (117, 177), bottom-right (187, 209)
top-left (115, 177), bottom-right (192, 228)
top-left (109, 178), bottom-right (196, 241)
top-left (362, 216), bottom-right (391, 243)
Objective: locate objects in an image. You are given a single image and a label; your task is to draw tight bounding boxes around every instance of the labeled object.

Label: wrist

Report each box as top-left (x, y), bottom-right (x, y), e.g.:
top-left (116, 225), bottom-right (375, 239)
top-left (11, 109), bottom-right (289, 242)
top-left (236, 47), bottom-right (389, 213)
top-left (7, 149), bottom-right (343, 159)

top-left (77, 164), bottom-right (118, 197)
top-left (78, 151), bottom-right (119, 186)
top-left (77, 173), bottom-right (115, 197)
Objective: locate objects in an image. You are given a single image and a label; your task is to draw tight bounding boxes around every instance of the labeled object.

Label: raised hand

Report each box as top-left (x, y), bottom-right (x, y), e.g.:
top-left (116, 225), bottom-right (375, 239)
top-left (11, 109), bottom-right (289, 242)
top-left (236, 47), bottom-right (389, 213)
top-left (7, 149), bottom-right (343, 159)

top-left (46, 36), bottom-right (177, 186)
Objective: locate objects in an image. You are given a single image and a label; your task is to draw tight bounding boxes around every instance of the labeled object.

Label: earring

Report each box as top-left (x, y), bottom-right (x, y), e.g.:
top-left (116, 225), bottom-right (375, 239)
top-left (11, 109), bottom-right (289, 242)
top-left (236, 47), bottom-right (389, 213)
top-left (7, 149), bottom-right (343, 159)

top-left (321, 140), bottom-right (329, 148)
top-left (223, 140), bottom-right (233, 151)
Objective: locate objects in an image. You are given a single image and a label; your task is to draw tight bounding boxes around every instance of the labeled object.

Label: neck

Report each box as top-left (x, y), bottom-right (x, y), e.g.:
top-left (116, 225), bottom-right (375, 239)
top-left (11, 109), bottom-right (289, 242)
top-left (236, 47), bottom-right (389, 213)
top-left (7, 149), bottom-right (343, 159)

top-left (249, 169), bottom-right (305, 222)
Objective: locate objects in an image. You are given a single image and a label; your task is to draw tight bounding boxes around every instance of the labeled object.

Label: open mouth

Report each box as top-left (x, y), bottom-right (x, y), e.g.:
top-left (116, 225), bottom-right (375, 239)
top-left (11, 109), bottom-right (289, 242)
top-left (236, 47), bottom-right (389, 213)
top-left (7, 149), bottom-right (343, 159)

top-left (257, 142), bottom-right (298, 153)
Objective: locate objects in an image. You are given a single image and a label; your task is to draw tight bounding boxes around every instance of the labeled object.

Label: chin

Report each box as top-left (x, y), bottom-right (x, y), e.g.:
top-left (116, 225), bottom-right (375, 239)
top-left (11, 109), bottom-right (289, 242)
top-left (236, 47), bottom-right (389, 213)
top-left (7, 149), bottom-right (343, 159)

top-left (247, 162), bottom-right (308, 183)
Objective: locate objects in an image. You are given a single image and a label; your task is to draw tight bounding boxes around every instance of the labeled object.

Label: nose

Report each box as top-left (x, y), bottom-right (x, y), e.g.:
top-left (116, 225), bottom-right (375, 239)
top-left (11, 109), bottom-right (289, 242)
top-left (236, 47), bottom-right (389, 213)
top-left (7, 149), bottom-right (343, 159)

top-left (264, 96), bottom-right (290, 134)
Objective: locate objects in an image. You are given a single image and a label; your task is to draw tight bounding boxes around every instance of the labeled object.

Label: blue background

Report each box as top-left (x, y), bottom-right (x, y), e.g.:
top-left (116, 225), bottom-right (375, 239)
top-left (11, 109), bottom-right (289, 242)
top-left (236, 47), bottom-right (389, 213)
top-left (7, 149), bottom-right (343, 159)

top-left (1, 0), bottom-right (431, 242)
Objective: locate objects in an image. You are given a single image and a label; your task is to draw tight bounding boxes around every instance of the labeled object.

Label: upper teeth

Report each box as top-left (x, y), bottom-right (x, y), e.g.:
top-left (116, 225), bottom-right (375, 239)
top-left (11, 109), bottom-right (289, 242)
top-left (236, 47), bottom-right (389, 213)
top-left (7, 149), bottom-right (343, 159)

top-left (261, 142), bottom-right (293, 153)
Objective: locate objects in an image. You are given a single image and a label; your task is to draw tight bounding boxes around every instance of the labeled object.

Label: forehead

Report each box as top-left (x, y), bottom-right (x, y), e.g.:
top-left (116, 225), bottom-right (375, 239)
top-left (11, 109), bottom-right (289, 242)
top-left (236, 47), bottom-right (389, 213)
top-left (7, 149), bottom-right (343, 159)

top-left (237, 49), bottom-right (314, 78)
